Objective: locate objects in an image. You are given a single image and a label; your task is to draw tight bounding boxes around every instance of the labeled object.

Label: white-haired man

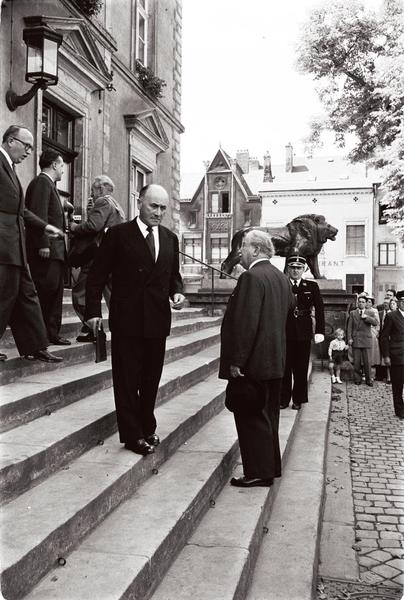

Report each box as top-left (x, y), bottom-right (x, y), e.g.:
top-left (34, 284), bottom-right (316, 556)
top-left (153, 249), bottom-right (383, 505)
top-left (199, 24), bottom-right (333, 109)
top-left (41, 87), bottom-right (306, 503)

top-left (219, 230), bottom-right (294, 487)
top-left (69, 175), bottom-right (125, 342)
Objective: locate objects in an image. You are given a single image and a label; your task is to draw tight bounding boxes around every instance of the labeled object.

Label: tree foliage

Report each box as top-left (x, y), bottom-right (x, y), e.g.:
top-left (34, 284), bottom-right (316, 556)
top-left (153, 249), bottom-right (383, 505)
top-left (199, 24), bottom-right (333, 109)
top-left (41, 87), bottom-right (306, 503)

top-left (297, 0), bottom-right (404, 242)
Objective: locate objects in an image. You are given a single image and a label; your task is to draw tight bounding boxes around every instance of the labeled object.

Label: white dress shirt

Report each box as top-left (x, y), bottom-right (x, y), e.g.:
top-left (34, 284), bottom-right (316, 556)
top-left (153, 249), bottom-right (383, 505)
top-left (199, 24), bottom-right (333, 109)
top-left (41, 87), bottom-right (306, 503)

top-left (0, 146), bottom-right (13, 169)
top-left (136, 216), bottom-right (159, 260)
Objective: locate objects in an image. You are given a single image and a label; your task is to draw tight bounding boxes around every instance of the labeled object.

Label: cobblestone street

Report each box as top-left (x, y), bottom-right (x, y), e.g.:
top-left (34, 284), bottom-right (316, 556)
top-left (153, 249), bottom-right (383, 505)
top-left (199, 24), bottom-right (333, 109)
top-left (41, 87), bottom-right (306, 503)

top-left (318, 378), bottom-right (403, 600)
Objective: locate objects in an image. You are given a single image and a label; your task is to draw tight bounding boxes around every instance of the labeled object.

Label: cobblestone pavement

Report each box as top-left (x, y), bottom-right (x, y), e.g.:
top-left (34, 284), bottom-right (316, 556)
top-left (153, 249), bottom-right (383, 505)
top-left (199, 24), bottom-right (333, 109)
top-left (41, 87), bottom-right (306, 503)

top-left (348, 380), bottom-right (403, 589)
top-left (317, 378), bottom-right (403, 600)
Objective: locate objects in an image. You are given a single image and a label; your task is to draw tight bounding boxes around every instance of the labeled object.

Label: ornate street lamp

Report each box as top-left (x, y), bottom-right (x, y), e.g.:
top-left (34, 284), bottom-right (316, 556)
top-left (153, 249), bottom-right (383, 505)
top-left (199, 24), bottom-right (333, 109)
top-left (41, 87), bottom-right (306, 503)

top-left (6, 20), bottom-right (63, 111)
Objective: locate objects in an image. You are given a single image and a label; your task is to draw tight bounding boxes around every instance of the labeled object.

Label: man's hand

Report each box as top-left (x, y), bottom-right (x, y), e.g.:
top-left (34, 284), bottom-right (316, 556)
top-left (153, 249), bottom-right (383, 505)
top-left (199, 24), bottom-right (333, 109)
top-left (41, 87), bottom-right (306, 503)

top-left (38, 248), bottom-right (50, 259)
top-left (314, 333), bottom-right (324, 344)
top-left (69, 222), bottom-right (79, 233)
top-left (383, 357), bottom-right (391, 366)
top-left (230, 365), bottom-right (243, 378)
top-left (171, 293), bottom-right (185, 310)
top-left (45, 224), bottom-right (64, 239)
top-left (86, 317), bottom-right (102, 336)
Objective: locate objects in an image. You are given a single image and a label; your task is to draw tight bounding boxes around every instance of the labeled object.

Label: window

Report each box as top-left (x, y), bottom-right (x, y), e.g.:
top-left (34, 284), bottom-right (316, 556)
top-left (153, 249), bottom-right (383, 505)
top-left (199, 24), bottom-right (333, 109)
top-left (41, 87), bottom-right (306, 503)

top-left (42, 100), bottom-right (76, 203)
top-left (130, 163), bottom-right (148, 219)
top-left (346, 224), bottom-right (365, 255)
top-left (189, 211), bottom-right (197, 227)
top-left (210, 235), bottom-right (228, 263)
top-left (379, 202), bottom-right (388, 224)
top-left (183, 237), bottom-right (202, 264)
top-left (346, 274), bottom-right (364, 295)
top-left (135, 0), bottom-right (148, 65)
top-left (378, 243), bottom-right (396, 266)
top-left (244, 209), bottom-right (252, 226)
top-left (209, 191), bottom-right (230, 213)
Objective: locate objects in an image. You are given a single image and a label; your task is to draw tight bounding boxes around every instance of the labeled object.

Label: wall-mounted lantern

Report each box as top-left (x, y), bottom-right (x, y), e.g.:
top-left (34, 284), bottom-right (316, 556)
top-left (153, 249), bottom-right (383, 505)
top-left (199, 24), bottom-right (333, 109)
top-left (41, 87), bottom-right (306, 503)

top-left (6, 20), bottom-right (63, 111)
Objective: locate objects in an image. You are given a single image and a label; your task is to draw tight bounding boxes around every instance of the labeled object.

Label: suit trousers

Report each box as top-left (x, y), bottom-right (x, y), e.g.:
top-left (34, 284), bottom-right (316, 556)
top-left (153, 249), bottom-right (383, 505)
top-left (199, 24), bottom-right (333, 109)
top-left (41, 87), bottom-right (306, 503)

top-left (352, 347), bottom-right (371, 384)
top-left (72, 262), bottom-right (111, 327)
top-left (29, 258), bottom-right (65, 340)
top-left (233, 378), bottom-right (282, 480)
top-left (111, 335), bottom-right (166, 442)
top-left (0, 264), bottom-right (48, 355)
top-left (390, 364), bottom-right (404, 416)
top-left (281, 339), bottom-right (311, 406)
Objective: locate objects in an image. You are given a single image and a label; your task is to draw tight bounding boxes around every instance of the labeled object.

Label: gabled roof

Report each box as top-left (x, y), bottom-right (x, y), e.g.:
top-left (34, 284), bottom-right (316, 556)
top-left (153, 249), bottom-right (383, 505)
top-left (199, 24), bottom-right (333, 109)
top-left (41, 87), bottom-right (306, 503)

top-left (206, 148), bottom-right (232, 172)
top-left (124, 110), bottom-right (169, 152)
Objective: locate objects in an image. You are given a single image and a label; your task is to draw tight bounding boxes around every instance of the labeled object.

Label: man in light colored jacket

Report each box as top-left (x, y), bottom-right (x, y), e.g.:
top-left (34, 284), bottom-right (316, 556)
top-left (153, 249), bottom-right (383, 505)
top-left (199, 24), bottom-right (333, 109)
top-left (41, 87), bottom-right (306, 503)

top-left (347, 295), bottom-right (379, 386)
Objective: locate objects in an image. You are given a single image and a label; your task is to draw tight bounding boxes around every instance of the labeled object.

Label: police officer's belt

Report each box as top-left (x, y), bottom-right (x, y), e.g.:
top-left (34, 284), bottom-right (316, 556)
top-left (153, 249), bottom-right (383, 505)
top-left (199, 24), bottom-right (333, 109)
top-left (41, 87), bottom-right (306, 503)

top-left (293, 309), bottom-right (312, 317)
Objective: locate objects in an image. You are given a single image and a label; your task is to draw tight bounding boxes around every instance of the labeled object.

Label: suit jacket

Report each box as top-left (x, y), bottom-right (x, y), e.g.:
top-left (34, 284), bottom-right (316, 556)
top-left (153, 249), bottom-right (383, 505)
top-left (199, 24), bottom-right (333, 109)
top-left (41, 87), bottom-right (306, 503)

top-left (286, 279), bottom-right (325, 341)
top-left (380, 310), bottom-right (404, 365)
top-left (85, 219), bottom-right (183, 338)
top-left (347, 308), bottom-right (378, 349)
top-left (0, 151), bottom-right (46, 267)
top-left (219, 260), bottom-right (294, 381)
top-left (25, 173), bottom-right (66, 262)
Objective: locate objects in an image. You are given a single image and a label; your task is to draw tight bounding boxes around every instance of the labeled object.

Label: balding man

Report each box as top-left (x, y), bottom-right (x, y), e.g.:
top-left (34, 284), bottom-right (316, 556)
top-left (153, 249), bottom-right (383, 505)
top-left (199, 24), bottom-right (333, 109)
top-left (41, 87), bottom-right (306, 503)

top-left (86, 184), bottom-right (185, 455)
top-left (0, 125), bottom-right (63, 362)
top-left (70, 175), bottom-right (125, 342)
top-left (219, 230), bottom-right (294, 487)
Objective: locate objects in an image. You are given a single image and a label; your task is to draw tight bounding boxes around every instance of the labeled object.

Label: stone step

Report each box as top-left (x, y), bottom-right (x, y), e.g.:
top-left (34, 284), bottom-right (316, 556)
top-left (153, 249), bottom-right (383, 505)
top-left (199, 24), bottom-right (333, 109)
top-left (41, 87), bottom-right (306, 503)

top-left (0, 328), bottom-right (220, 431)
top-left (0, 345), bottom-right (221, 503)
top-left (23, 408), bottom-right (238, 600)
top-left (0, 318), bottom-right (221, 387)
top-left (1, 373), bottom-right (228, 600)
top-left (151, 409), bottom-right (298, 600)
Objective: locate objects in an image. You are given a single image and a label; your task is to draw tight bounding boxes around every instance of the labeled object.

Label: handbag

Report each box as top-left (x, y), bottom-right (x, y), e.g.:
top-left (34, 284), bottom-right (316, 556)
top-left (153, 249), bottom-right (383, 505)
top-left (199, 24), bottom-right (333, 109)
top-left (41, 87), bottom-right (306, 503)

top-left (224, 377), bottom-right (264, 414)
top-left (67, 235), bottom-right (98, 268)
top-left (95, 322), bottom-right (107, 363)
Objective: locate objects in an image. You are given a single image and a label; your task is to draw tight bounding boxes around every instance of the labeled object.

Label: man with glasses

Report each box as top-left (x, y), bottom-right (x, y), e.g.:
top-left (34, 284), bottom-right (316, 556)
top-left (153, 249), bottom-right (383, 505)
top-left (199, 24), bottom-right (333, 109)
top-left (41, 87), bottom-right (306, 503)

top-left (280, 255), bottom-right (325, 410)
top-left (0, 125), bottom-right (64, 362)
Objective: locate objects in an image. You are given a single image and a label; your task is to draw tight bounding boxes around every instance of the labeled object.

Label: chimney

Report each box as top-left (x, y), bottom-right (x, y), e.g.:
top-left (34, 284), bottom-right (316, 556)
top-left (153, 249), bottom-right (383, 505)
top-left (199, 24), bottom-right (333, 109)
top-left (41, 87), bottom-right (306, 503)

top-left (285, 142), bottom-right (293, 173)
top-left (236, 149), bottom-right (250, 174)
top-left (263, 151), bottom-right (273, 182)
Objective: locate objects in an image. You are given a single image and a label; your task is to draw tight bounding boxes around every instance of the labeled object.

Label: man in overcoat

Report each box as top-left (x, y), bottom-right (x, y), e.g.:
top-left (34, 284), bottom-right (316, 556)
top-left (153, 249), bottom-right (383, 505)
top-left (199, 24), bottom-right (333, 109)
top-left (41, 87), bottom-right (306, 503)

top-left (26, 148), bottom-right (70, 345)
top-left (0, 125), bottom-right (63, 362)
top-left (380, 290), bottom-right (404, 418)
top-left (85, 184), bottom-right (185, 455)
top-left (219, 230), bottom-right (294, 487)
top-left (347, 295), bottom-right (378, 386)
top-left (280, 256), bottom-right (325, 410)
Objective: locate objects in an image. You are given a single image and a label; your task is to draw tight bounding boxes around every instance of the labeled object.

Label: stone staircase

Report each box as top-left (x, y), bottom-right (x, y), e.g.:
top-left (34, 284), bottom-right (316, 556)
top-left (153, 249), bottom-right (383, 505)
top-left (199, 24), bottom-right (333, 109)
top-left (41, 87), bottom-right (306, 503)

top-left (0, 294), bottom-right (326, 600)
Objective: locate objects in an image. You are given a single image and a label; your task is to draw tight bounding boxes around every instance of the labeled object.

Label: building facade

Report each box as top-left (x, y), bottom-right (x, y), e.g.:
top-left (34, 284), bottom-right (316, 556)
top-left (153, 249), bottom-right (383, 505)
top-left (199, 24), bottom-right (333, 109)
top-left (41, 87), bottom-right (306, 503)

top-left (0, 0), bottom-right (183, 230)
top-left (181, 145), bottom-right (404, 300)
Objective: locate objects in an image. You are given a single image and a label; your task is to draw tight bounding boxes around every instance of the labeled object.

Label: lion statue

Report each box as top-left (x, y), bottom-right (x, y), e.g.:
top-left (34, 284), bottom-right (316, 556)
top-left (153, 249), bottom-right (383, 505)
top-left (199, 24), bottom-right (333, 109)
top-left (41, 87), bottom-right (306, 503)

top-left (220, 214), bottom-right (338, 279)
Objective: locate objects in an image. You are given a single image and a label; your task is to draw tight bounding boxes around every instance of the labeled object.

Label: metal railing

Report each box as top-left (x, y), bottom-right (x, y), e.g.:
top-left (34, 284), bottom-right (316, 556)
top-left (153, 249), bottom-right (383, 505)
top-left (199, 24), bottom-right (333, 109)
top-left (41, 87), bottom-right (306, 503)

top-left (179, 251), bottom-right (237, 316)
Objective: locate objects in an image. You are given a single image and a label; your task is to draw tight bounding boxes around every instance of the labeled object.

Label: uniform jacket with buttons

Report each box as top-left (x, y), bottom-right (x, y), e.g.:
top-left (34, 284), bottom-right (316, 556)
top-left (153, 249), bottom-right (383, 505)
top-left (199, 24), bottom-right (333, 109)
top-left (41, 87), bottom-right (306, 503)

top-left (85, 219), bottom-right (183, 338)
top-left (286, 279), bottom-right (325, 341)
top-left (380, 309), bottom-right (404, 366)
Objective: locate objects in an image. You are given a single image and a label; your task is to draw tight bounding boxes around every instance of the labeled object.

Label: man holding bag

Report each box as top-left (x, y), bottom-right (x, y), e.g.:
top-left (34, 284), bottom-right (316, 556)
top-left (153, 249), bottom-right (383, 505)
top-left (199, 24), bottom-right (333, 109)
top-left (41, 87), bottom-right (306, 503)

top-left (69, 175), bottom-right (125, 342)
top-left (219, 230), bottom-right (294, 487)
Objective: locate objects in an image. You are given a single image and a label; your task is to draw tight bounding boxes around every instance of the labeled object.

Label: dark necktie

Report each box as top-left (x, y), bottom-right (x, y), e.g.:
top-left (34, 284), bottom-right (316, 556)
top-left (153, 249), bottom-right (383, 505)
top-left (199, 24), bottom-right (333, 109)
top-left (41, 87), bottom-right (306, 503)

top-left (292, 282), bottom-right (298, 294)
top-left (145, 225), bottom-right (155, 261)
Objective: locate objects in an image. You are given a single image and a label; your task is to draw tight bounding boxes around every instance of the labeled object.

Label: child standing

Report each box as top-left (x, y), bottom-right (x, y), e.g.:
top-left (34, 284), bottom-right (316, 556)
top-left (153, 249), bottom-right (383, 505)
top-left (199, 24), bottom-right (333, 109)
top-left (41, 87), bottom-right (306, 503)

top-left (328, 328), bottom-right (348, 384)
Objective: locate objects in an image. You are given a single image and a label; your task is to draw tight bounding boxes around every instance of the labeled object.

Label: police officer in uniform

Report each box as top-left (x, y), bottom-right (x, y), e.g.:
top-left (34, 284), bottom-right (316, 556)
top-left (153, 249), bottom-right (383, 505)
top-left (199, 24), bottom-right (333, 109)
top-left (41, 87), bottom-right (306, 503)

top-left (280, 255), bottom-right (325, 410)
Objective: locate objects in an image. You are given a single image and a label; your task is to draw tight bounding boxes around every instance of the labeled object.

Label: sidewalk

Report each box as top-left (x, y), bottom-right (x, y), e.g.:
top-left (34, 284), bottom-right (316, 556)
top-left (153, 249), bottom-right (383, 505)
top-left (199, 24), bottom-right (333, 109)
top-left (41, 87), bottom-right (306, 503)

top-left (318, 378), bottom-right (403, 599)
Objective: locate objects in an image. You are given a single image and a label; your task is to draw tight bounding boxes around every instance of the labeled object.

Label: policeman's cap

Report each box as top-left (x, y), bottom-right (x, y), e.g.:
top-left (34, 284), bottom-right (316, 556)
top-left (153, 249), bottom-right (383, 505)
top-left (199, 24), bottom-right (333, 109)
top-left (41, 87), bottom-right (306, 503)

top-left (287, 255), bottom-right (307, 268)
top-left (396, 290), bottom-right (404, 300)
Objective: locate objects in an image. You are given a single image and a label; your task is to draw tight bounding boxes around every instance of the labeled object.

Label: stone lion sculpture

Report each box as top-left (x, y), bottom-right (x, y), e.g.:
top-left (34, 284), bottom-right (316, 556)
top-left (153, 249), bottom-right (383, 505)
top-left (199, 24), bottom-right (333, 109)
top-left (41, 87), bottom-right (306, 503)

top-left (220, 214), bottom-right (338, 279)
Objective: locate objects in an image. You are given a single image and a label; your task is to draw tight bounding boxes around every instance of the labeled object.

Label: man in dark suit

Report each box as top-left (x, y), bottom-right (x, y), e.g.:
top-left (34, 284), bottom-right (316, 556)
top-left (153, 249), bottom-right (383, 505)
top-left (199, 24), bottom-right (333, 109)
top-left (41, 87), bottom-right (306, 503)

top-left (219, 230), bottom-right (294, 487)
top-left (280, 256), bottom-right (325, 410)
top-left (0, 125), bottom-right (63, 362)
top-left (25, 148), bottom-right (70, 346)
top-left (380, 290), bottom-right (404, 418)
top-left (376, 296), bottom-right (391, 381)
top-left (85, 184), bottom-right (185, 455)
top-left (347, 295), bottom-right (378, 386)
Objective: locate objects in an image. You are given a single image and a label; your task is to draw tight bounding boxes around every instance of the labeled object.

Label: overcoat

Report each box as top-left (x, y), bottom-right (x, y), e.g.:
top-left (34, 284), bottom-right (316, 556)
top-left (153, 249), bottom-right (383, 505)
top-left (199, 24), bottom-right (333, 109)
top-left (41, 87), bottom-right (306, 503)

top-left (380, 310), bottom-right (404, 366)
top-left (347, 309), bottom-right (378, 349)
top-left (85, 219), bottom-right (183, 338)
top-left (219, 260), bottom-right (294, 381)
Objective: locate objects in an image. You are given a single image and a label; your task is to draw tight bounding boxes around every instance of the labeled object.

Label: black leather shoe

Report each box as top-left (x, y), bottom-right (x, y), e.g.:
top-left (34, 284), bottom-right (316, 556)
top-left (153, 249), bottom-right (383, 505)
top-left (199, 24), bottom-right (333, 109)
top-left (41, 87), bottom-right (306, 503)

top-left (145, 434), bottom-right (160, 446)
top-left (0, 352), bottom-right (7, 361)
top-left (355, 381), bottom-right (361, 385)
top-left (76, 333), bottom-right (95, 343)
top-left (230, 476), bottom-right (273, 488)
top-left (366, 381), bottom-right (373, 387)
top-left (24, 349), bottom-right (63, 363)
top-left (291, 403), bottom-right (301, 410)
top-left (49, 337), bottom-right (71, 346)
top-left (125, 439), bottom-right (155, 456)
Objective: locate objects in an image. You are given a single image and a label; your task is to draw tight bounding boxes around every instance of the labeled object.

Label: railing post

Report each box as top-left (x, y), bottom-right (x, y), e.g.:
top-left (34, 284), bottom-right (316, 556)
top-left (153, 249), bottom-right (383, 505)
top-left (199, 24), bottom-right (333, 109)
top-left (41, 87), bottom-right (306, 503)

top-left (211, 268), bottom-right (215, 317)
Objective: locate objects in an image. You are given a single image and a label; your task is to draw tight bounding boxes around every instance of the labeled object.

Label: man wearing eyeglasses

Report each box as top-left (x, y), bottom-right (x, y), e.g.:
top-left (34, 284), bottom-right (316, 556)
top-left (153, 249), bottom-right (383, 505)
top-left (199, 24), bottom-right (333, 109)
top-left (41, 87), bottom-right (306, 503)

top-left (0, 125), bottom-right (64, 362)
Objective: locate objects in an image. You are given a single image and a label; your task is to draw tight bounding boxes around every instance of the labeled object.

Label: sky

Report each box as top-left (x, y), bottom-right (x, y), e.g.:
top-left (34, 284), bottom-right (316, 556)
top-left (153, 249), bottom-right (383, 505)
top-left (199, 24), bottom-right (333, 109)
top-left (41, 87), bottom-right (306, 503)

top-left (180, 0), bottom-right (382, 175)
